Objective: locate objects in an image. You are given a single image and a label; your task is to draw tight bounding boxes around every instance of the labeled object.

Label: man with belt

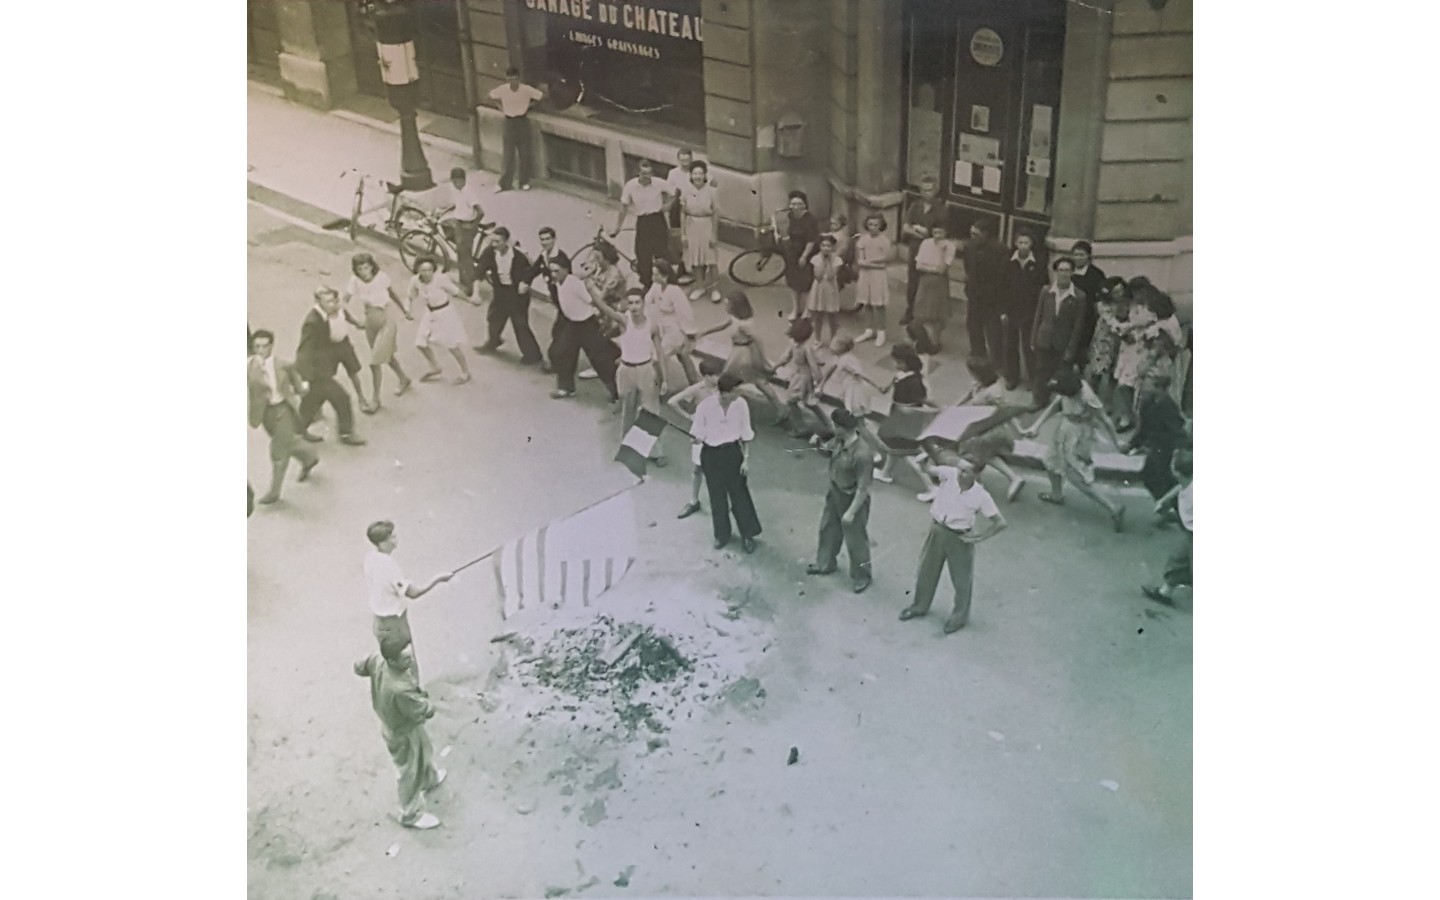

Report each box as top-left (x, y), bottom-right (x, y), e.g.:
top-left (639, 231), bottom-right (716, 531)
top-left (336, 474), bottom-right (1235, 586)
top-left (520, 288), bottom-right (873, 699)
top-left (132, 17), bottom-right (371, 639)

top-left (806, 409), bottom-right (874, 593)
top-left (529, 225), bottom-right (571, 375)
top-left (547, 255), bottom-right (620, 402)
top-left (247, 329), bottom-right (319, 505)
top-left (611, 158), bottom-right (676, 291)
top-left (901, 174), bottom-right (947, 326)
top-left (296, 287), bottom-right (367, 446)
top-left (436, 167), bottom-right (486, 299)
top-left (363, 520), bottom-right (455, 681)
top-left (489, 67), bottom-right (544, 193)
top-left (900, 455), bottom-right (1007, 634)
top-left (473, 225), bottom-right (543, 365)
top-left (692, 374), bottom-right (763, 553)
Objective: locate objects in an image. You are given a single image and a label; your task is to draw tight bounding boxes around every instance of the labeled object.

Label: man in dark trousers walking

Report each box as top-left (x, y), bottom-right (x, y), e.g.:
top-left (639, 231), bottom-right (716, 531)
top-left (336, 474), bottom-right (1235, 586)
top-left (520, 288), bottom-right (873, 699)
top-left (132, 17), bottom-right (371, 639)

top-left (962, 218), bottom-right (1007, 363)
top-left (547, 256), bottom-right (620, 402)
top-left (473, 226), bottom-right (543, 364)
top-left (692, 374), bottom-right (763, 553)
top-left (900, 175), bottom-right (947, 325)
top-left (1029, 257), bottom-right (1088, 408)
top-left (1001, 230), bottom-right (1047, 390)
top-left (806, 409), bottom-right (874, 593)
top-left (247, 329), bottom-right (319, 505)
top-left (529, 226), bottom-right (571, 374)
top-left (296, 287), bottom-right (366, 446)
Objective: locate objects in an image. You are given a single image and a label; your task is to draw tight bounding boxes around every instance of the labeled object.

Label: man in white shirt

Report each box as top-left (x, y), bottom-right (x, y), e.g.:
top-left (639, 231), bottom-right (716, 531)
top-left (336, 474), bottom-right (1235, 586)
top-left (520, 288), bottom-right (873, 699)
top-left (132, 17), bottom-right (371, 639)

top-left (611, 158), bottom-right (676, 290)
top-left (547, 256), bottom-right (620, 402)
top-left (247, 329), bottom-right (319, 505)
top-left (489, 67), bottom-right (544, 192)
top-left (900, 456), bottom-right (1007, 633)
top-left (436, 167), bottom-right (486, 298)
top-left (691, 374), bottom-right (763, 553)
top-left (364, 520), bottom-right (455, 678)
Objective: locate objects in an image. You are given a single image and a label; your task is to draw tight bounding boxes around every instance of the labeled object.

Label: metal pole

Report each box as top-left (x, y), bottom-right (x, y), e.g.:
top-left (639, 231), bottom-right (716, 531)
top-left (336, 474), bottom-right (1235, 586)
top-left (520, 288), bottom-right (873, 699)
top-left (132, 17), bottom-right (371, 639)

top-left (374, 0), bottom-right (435, 191)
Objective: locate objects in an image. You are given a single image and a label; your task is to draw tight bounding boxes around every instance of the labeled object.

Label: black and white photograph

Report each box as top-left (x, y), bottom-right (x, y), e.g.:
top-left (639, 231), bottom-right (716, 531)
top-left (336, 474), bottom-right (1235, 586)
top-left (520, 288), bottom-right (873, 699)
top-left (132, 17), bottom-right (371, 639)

top-left (245, 1), bottom-right (1196, 897)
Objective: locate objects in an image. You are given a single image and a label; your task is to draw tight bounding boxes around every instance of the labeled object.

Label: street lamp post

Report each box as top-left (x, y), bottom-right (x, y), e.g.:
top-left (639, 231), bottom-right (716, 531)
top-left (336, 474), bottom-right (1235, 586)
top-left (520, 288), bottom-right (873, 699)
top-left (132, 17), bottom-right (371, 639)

top-left (372, 0), bottom-right (435, 191)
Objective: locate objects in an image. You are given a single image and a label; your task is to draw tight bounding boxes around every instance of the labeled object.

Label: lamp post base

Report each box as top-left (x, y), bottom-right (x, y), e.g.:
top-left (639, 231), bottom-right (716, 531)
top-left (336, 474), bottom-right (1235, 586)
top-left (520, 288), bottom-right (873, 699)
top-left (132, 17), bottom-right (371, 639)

top-left (397, 109), bottom-right (435, 192)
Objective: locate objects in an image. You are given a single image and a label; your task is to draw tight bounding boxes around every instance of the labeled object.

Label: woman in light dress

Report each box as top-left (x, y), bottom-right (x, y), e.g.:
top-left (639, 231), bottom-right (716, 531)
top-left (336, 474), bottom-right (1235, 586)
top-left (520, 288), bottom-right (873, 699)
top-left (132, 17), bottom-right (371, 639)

top-left (341, 252), bottom-right (413, 410)
top-left (645, 260), bottom-right (700, 391)
top-left (807, 234), bottom-right (843, 346)
top-left (696, 290), bottom-right (786, 420)
top-left (409, 255), bottom-right (478, 385)
top-left (853, 212), bottom-right (893, 347)
top-left (680, 161), bottom-right (719, 301)
top-left (1021, 368), bottom-right (1127, 532)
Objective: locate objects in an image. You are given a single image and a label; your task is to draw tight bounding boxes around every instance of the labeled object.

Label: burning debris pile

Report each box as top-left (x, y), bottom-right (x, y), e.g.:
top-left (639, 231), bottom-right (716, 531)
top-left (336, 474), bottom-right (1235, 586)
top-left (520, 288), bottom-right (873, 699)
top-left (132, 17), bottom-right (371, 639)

top-left (481, 580), bottom-right (771, 739)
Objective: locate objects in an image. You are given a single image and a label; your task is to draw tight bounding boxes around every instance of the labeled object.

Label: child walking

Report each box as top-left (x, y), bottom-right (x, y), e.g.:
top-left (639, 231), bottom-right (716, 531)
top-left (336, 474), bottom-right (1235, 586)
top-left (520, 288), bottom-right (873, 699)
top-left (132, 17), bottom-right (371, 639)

top-left (873, 343), bottom-right (936, 486)
top-left (668, 357), bottom-right (725, 519)
top-left (769, 317), bottom-right (824, 439)
top-left (808, 234), bottom-right (844, 346)
top-left (1021, 368), bottom-right (1127, 531)
top-left (853, 212), bottom-right (893, 347)
top-left (815, 335), bottom-right (888, 468)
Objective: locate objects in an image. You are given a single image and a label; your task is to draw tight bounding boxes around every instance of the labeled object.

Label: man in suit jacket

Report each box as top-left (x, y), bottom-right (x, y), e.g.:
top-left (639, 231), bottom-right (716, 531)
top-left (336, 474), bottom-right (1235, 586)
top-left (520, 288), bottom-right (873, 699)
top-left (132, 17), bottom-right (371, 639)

top-left (1001, 231), bottom-right (1048, 390)
top-left (1029, 257), bottom-right (1088, 407)
top-left (296, 287), bottom-right (367, 446)
top-left (962, 218), bottom-right (1008, 364)
top-left (529, 226), bottom-right (571, 374)
top-left (248, 329), bottom-right (320, 505)
top-left (473, 225), bottom-right (543, 364)
top-left (1070, 240), bottom-right (1108, 366)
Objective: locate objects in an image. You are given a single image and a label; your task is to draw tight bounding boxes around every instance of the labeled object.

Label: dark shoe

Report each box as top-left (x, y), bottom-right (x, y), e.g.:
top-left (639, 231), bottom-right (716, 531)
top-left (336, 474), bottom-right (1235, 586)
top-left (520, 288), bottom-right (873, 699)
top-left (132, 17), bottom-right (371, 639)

top-left (299, 430), bottom-right (322, 443)
top-left (651, 456), bottom-right (667, 468)
top-left (1111, 506), bottom-right (1126, 533)
top-left (805, 564), bottom-right (837, 576)
top-left (899, 313), bottom-right (913, 326)
top-left (474, 341), bottom-right (502, 354)
top-left (297, 458), bottom-right (319, 482)
top-left (550, 389), bottom-right (575, 399)
top-left (539, 361), bottom-right (554, 374)
top-left (943, 618), bottom-right (967, 634)
top-left (851, 576), bottom-right (872, 594)
top-left (339, 433), bottom-right (367, 446)
top-left (677, 502), bottom-right (702, 519)
top-left (1142, 585), bottom-right (1174, 606)
top-left (741, 537), bottom-right (757, 554)
top-left (713, 537), bottom-right (731, 550)
top-left (899, 607), bottom-right (925, 621)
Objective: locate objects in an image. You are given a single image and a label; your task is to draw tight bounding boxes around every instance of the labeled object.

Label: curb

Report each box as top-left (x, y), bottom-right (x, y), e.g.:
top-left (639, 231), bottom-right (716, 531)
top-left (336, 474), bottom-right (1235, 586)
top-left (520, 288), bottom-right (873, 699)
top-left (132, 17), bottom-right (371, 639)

top-left (246, 187), bottom-right (1144, 487)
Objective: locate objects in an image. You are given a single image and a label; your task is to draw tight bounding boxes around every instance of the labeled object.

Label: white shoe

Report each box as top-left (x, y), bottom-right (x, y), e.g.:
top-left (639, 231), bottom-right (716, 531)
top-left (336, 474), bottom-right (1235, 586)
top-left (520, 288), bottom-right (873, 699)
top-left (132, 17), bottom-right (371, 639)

top-left (493, 184), bottom-right (504, 193)
top-left (856, 329), bottom-right (876, 343)
top-left (579, 368), bottom-right (598, 380)
top-left (689, 287), bottom-right (706, 301)
top-left (404, 812), bottom-right (441, 830)
top-left (431, 768), bottom-right (447, 788)
top-left (872, 467), bottom-right (894, 484)
top-left (874, 330), bottom-right (886, 348)
top-left (521, 184), bottom-right (532, 191)
top-left (710, 290), bottom-right (723, 303)
top-left (916, 490), bottom-right (936, 502)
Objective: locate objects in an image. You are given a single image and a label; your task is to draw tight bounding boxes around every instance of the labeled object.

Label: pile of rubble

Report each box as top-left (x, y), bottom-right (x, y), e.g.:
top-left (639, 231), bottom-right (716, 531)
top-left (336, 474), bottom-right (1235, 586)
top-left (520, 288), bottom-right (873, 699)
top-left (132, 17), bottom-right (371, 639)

top-left (480, 579), bottom-right (771, 740)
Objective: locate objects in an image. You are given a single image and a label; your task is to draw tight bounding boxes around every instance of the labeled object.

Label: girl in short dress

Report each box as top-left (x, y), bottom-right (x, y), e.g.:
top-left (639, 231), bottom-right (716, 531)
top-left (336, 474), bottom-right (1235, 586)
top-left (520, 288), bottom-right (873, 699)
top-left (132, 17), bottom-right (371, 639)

top-left (341, 252), bottom-right (413, 409)
top-left (815, 335), bottom-right (887, 465)
top-left (696, 290), bottom-right (786, 420)
top-left (780, 190), bottom-right (821, 321)
top-left (911, 223), bottom-right (956, 357)
top-left (1083, 276), bottom-right (1131, 407)
top-left (808, 234), bottom-right (843, 346)
top-left (645, 260), bottom-right (700, 391)
top-left (1022, 368), bottom-right (1127, 531)
top-left (853, 212), bottom-right (893, 347)
top-left (873, 343), bottom-right (936, 486)
top-left (680, 161), bottom-right (719, 299)
top-left (408, 255), bottom-right (478, 385)
top-left (769, 317), bottom-right (824, 438)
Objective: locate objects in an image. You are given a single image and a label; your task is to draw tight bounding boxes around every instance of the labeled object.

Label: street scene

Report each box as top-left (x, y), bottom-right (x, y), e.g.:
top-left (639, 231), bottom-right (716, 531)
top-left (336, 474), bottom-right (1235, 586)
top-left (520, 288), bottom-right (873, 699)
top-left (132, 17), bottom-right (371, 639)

top-left (248, 2), bottom-right (1192, 898)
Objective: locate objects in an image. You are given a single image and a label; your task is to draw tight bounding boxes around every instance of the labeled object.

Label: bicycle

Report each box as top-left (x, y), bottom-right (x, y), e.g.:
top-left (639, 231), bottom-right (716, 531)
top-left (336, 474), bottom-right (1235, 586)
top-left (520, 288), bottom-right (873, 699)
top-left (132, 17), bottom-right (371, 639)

top-left (397, 211), bottom-right (497, 274)
top-left (728, 208), bottom-right (791, 287)
top-left (328, 169), bottom-right (430, 242)
top-left (570, 225), bottom-right (635, 280)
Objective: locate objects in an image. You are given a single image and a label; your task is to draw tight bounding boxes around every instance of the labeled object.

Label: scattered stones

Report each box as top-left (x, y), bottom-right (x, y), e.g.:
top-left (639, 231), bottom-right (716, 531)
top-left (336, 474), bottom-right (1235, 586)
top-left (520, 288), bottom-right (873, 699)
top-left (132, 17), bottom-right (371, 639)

top-left (580, 798), bottom-right (607, 826)
top-left (1099, 779), bottom-right (1120, 792)
top-left (544, 887), bottom-right (570, 898)
top-left (787, 747), bottom-right (800, 766)
top-left (385, 843), bottom-right (400, 858)
top-left (614, 865), bottom-right (636, 887)
top-left (515, 801), bottom-right (536, 815)
top-left (987, 731), bottom-right (1005, 742)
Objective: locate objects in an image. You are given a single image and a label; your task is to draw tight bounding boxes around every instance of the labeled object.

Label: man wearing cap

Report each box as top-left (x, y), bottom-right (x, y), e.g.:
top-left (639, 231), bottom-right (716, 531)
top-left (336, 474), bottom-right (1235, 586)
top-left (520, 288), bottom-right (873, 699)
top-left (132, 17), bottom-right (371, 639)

top-left (807, 409), bottom-right (874, 593)
top-left (900, 455), bottom-right (1007, 633)
top-left (436, 167), bottom-right (486, 298)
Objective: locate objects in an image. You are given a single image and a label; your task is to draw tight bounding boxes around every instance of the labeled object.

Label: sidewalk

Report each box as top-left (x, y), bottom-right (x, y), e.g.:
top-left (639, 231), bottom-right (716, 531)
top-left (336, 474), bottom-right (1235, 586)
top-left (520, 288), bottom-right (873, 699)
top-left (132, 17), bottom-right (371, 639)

top-left (247, 84), bottom-right (1143, 482)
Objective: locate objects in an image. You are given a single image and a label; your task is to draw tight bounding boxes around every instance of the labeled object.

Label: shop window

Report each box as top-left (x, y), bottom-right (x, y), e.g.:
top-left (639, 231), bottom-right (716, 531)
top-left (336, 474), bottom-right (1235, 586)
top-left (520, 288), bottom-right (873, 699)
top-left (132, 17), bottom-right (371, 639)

top-left (544, 134), bottom-right (607, 190)
top-left (517, 0), bottom-right (706, 141)
top-left (904, 10), bottom-right (947, 187)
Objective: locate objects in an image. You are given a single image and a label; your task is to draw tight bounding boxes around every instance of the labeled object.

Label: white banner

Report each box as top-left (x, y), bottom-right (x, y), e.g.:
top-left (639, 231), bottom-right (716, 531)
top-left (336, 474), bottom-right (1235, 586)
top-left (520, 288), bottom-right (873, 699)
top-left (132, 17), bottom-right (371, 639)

top-left (377, 41), bottom-right (419, 86)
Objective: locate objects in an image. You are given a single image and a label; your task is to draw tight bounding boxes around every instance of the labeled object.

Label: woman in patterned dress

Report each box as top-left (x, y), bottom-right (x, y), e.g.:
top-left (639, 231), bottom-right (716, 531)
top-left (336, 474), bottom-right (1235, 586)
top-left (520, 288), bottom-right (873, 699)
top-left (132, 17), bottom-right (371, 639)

top-left (1021, 368), bottom-right (1127, 531)
top-left (1083, 276), bottom-right (1131, 407)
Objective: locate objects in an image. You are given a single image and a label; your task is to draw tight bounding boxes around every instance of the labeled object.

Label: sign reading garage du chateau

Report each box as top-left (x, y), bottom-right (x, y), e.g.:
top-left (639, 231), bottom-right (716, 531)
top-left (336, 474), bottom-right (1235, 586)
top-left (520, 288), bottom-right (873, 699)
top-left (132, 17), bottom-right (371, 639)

top-left (524, 0), bottom-right (704, 58)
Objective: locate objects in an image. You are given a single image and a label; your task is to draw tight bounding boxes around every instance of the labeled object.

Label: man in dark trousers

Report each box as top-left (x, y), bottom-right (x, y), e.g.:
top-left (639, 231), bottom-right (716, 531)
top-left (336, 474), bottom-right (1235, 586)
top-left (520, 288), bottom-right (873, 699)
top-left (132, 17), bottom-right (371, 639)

top-left (1029, 257), bottom-right (1088, 408)
top-left (297, 287), bottom-right (367, 446)
top-left (806, 409), bottom-right (874, 593)
top-left (962, 218), bottom-right (1008, 363)
top-left (247, 329), bottom-right (319, 505)
top-left (529, 225), bottom-right (571, 374)
top-left (473, 226), bottom-right (543, 365)
top-left (1001, 230), bottom-right (1047, 390)
top-left (547, 256), bottom-right (620, 402)
top-left (901, 174), bottom-right (947, 325)
top-left (611, 158), bottom-right (676, 290)
top-left (1069, 240), bottom-right (1108, 366)
top-left (692, 374), bottom-right (763, 553)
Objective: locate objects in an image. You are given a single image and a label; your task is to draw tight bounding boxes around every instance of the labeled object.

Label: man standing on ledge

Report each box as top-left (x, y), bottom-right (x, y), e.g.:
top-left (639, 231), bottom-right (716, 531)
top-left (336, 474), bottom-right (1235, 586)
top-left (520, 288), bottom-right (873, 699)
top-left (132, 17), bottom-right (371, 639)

top-left (900, 455), bottom-right (1006, 634)
top-left (611, 158), bottom-right (676, 290)
top-left (489, 67), bottom-right (544, 192)
top-left (807, 409), bottom-right (874, 593)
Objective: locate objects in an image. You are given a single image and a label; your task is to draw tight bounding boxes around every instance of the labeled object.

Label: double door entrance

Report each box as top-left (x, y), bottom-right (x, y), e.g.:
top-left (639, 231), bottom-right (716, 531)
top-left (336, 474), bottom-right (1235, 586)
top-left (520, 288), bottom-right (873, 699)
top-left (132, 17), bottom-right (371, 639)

top-left (903, 0), bottom-right (1066, 245)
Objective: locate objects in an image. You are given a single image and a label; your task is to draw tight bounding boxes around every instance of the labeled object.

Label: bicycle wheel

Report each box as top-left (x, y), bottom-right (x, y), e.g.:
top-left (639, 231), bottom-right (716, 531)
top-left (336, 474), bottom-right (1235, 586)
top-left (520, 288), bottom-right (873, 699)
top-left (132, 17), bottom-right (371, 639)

top-left (570, 242), bottom-right (596, 278)
top-left (729, 248), bottom-right (787, 287)
top-left (399, 230), bottom-right (447, 274)
top-left (390, 204), bottom-right (428, 236)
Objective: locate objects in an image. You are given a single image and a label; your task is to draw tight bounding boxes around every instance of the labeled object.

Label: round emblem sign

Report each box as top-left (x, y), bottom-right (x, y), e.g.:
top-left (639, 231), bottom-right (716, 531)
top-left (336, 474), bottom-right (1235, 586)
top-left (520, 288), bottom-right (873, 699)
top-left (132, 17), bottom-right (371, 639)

top-left (970, 28), bottom-right (1004, 67)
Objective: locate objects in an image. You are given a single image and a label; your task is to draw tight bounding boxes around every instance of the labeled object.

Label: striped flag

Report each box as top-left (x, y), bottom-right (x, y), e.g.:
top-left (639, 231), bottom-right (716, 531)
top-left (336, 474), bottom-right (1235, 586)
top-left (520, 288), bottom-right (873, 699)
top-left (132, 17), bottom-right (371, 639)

top-left (615, 408), bottom-right (667, 478)
top-left (493, 491), bottom-right (638, 621)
